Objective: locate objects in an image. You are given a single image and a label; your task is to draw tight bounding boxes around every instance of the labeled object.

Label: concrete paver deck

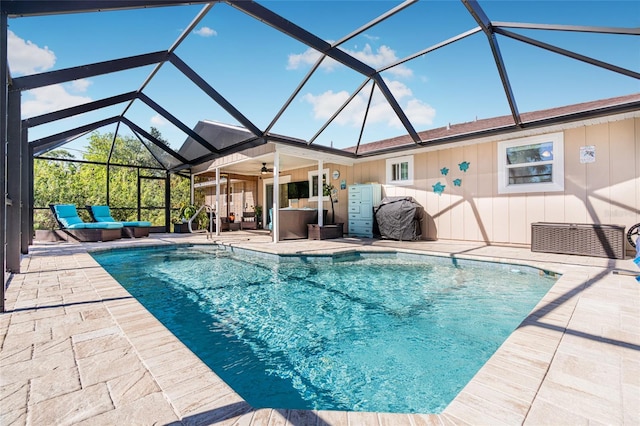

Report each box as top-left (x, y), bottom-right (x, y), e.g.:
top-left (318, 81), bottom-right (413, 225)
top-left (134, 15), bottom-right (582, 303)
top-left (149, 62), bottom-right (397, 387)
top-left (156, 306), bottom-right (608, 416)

top-left (1, 232), bottom-right (638, 425)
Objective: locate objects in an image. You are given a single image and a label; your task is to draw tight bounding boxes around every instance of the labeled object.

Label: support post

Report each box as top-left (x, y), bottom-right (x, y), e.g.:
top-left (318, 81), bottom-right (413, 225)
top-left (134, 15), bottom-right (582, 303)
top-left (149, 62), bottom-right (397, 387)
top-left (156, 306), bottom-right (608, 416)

top-left (28, 145), bottom-right (34, 247)
top-left (215, 168), bottom-right (220, 236)
top-left (190, 173), bottom-right (194, 204)
top-left (137, 167), bottom-right (141, 221)
top-left (21, 127), bottom-right (29, 253)
top-left (225, 174), bottom-right (230, 218)
top-left (6, 89), bottom-right (22, 273)
top-left (1, 9), bottom-right (8, 312)
top-left (106, 164), bottom-right (110, 205)
top-left (317, 160), bottom-right (323, 227)
top-left (272, 151), bottom-right (280, 243)
top-left (164, 172), bottom-right (171, 232)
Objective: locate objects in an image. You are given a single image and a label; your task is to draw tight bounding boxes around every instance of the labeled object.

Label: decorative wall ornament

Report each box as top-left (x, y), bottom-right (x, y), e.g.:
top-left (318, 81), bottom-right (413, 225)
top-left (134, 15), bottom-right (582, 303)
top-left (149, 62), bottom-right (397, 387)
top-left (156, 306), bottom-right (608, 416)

top-left (436, 160), bottom-right (469, 193)
top-left (432, 182), bottom-right (446, 195)
top-left (580, 145), bottom-right (595, 163)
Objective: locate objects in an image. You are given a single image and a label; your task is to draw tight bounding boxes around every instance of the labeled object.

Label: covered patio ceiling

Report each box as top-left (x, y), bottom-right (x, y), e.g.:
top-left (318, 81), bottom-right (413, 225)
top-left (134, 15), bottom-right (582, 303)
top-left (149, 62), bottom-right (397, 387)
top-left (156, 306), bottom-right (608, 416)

top-left (2, 0), bottom-right (639, 175)
top-left (193, 150), bottom-right (344, 180)
top-left (179, 121), bottom-right (358, 178)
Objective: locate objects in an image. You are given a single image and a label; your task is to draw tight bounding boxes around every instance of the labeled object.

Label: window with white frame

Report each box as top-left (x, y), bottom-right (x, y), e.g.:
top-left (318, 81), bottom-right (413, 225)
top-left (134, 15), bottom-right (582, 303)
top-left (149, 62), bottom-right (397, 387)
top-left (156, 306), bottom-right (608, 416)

top-left (386, 155), bottom-right (413, 185)
top-left (308, 168), bottom-right (329, 201)
top-left (497, 132), bottom-right (564, 194)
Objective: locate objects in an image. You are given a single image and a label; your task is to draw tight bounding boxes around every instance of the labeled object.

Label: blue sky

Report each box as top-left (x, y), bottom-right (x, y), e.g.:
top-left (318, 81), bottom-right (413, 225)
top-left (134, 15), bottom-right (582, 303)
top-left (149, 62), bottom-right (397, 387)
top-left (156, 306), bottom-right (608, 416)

top-left (7, 1), bottom-right (640, 155)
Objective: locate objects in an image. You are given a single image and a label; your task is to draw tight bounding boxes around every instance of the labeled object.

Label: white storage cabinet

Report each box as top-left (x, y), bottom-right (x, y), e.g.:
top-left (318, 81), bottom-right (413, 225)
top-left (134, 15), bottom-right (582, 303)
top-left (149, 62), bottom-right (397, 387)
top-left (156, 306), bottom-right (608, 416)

top-left (348, 184), bottom-right (382, 237)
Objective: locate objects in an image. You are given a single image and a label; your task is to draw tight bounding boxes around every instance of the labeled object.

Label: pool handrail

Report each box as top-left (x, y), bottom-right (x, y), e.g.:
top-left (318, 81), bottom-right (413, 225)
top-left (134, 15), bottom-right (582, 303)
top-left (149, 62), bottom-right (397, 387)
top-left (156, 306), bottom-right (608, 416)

top-left (188, 204), bottom-right (215, 239)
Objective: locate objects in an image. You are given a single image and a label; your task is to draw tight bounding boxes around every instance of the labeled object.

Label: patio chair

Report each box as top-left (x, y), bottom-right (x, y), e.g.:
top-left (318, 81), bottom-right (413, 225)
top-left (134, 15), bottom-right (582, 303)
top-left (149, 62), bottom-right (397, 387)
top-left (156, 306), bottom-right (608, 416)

top-left (218, 216), bottom-right (230, 232)
top-left (202, 213), bottom-right (229, 232)
top-left (49, 204), bottom-right (123, 242)
top-left (240, 211), bottom-right (257, 230)
top-left (86, 205), bottom-right (151, 238)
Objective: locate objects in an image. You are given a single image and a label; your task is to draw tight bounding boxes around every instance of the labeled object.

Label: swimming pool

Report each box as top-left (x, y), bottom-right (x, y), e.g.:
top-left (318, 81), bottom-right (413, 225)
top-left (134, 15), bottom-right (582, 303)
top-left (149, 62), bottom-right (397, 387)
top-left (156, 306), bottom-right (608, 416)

top-left (92, 244), bottom-right (556, 414)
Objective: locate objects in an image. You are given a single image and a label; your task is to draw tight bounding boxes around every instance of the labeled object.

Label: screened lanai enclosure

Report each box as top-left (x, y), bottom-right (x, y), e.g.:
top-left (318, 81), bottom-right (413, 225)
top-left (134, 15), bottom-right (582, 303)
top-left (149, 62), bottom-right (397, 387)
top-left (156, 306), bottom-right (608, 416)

top-left (1, 0), bottom-right (638, 311)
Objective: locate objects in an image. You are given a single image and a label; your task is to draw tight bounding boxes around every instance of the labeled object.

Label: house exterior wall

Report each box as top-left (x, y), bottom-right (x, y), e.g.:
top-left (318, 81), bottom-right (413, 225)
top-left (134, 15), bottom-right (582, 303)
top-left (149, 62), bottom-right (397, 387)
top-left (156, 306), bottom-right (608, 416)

top-left (196, 115), bottom-right (638, 247)
top-left (199, 180), bottom-right (258, 221)
top-left (348, 117), bottom-right (639, 248)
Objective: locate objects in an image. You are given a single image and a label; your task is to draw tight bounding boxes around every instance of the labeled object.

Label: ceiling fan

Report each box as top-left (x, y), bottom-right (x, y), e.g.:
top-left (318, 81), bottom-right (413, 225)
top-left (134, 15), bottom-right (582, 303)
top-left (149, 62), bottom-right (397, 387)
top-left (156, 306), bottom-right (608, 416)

top-left (260, 163), bottom-right (273, 175)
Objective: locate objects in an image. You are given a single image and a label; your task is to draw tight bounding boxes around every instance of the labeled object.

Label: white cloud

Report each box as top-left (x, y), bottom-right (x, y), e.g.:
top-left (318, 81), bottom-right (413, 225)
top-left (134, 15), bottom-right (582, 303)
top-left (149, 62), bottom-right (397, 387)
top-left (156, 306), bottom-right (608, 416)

top-left (287, 48), bottom-right (341, 71)
top-left (287, 43), bottom-right (412, 78)
top-left (22, 85), bottom-right (92, 118)
top-left (69, 79), bottom-right (92, 93)
top-left (345, 44), bottom-right (412, 78)
top-left (150, 114), bottom-right (167, 126)
top-left (287, 48), bottom-right (318, 70)
top-left (303, 79), bottom-right (435, 130)
top-left (7, 30), bottom-right (56, 75)
top-left (403, 98), bottom-right (436, 126)
top-left (385, 79), bottom-right (414, 99)
top-left (194, 26), bottom-right (217, 37)
top-left (9, 32), bottom-right (94, 118)
top-left (303, 90), bottom-right (352, 122)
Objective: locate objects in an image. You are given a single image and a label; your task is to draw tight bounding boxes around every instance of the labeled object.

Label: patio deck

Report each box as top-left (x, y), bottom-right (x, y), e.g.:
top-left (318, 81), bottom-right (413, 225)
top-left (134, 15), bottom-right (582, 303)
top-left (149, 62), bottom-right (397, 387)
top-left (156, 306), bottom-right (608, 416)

top-left (1, 232), bottom-right (638, 425)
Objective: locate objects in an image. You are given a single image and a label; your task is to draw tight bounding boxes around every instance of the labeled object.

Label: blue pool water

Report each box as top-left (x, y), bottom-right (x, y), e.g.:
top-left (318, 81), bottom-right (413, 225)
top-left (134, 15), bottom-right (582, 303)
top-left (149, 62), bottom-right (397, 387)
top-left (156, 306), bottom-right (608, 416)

top-left (92, 245), bottom-right (556, 413)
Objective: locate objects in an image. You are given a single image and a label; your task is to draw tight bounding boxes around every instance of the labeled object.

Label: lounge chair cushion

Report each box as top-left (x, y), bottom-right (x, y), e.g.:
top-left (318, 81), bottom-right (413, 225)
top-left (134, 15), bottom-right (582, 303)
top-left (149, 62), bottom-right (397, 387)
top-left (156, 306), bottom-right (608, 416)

top-left (90, 205), bottom-right (151, 227)
top-left (53, 204), bottom-right (85, 228)
top-left (121, 221), bottom-right (152, 227)
top-left (67, 222), bottom-right (123, 230)
top-left (52, 204), bottom-right (123, 229)
top-left (90, 205), bottom-right (116, 222)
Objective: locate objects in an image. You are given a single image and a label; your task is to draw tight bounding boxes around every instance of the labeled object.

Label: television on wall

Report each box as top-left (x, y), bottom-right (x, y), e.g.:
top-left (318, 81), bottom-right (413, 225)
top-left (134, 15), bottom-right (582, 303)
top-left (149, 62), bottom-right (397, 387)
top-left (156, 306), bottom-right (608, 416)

top-left (287, 181), bottom-right (310, 199)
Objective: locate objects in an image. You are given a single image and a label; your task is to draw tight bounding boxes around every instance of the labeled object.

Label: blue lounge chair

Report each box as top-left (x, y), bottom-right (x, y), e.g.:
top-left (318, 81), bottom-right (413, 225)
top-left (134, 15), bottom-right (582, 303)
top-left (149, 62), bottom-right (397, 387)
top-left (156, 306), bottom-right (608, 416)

top-left (49, 204), bottom-right (123, 242)
top-left (86, 205), bottom-right (151, 238)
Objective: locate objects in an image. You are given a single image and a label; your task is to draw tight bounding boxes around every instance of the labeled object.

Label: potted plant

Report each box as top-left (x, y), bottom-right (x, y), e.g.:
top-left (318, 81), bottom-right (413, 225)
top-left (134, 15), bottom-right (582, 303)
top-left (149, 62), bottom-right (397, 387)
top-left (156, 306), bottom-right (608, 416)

top-left (323, 183), bottom-right (336, 224)
top-left (172, 220), bottom-right (190, 233)
top-left (173, 203), bottom-right (199, 232)
top-left (179, 204), bottom-right (198, 222)
top-left (308, 184), bottom-right (343, 239)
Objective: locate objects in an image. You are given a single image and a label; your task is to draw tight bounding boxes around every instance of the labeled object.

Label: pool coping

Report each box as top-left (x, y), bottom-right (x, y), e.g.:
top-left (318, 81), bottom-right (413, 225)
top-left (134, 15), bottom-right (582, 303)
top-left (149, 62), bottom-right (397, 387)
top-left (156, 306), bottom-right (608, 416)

top-left (2, 234), bottom-right (638, 425)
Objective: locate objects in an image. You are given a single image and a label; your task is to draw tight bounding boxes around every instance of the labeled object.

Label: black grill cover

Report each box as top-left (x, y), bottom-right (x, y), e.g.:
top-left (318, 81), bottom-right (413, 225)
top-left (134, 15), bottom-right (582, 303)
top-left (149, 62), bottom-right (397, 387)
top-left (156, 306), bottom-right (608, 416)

top-left (374, 196), bottom-right (424, 241)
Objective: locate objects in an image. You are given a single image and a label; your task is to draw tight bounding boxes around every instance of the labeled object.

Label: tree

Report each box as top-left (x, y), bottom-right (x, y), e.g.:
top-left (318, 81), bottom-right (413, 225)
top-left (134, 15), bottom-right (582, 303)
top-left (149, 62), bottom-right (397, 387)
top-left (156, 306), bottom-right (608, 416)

top-left (33, 128), bottom-right (192, 229)
top-left (33, 149), bottom-right (85, 229)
